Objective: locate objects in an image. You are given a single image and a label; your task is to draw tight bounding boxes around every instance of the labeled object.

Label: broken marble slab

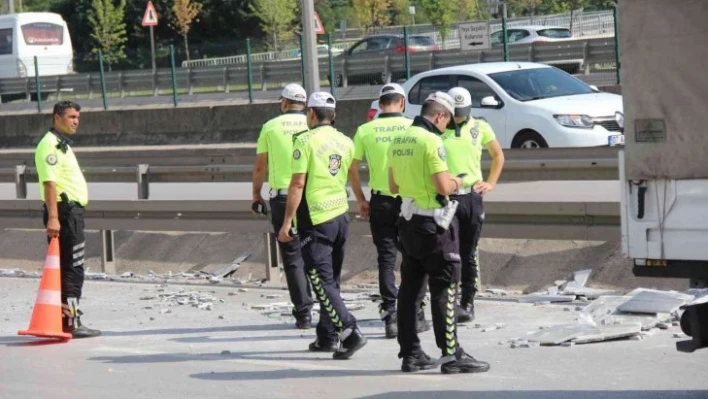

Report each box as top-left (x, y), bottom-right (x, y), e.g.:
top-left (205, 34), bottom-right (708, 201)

top-left (562, 286), bottom-right (621, 300)
top-left (578, 295), bottom-right (670, 330)
top-left (572, 322), bottom-right (642, 344)
top-left (524, 324), bottom-right (600, 345)
top-left (517, 294), bottom-right (576, 304)
top-left (616, 288), bottom-right (694, 314)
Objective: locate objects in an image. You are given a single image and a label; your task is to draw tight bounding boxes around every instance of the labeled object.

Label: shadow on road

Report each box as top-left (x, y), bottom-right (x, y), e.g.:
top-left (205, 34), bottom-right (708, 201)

top-left (99, 323), bottom-right (297, 337)
top-left (190, 368), bottom-right (402, 381)
top-left (0, 335), bottom-right (70, 347)
top-left (89, 348), bottom-right (346, 364)
top-left (352, 391), bottom-right (708, 399)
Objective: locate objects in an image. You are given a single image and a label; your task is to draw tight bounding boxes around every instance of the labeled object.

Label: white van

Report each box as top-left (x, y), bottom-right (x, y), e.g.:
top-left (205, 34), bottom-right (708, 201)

top-left (0, 12), bottom-right (74, 79)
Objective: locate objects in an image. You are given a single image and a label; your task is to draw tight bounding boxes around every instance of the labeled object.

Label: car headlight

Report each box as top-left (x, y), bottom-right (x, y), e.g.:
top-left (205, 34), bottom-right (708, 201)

top-left (553, 114), bottom-right (594, 129)
top-left (615, 111), bottom-right (624, 129)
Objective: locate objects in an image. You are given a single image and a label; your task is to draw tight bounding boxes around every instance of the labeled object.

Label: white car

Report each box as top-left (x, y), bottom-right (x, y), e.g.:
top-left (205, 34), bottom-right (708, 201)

top-left (490, 25), bottom-right (573, 46)
top-left (367, 62), bottom-right (624, 148)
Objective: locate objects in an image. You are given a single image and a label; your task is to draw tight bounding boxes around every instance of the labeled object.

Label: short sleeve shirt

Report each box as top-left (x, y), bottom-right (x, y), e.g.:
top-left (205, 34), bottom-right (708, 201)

top-left (35, 131), bottom-right (88, 206)
top-left (291, 125), bottom-right (355, 226)
top-left (442, 118), bottom-right (496, 186)
top-left (256, 112), bottom-right (308, 190)
top-left (352, 114), bottom-right (412, 196)
top-left (388, 123), bottom-right (448, 210)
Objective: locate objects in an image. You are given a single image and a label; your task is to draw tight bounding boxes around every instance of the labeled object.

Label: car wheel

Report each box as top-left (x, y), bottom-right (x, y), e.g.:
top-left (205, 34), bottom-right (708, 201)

top-left (512, 130), bottom-right (548, 149)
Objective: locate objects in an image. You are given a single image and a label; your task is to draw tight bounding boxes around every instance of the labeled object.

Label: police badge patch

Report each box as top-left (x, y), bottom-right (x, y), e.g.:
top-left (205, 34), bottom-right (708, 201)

top-left (328, 154), bottom-right (342, 176)
top-left (437, 146), bottom-right (447, 161)
top-left (46, 153), bottom-right (58, 165)
top-left (293, 149), bottom-right (301, 160)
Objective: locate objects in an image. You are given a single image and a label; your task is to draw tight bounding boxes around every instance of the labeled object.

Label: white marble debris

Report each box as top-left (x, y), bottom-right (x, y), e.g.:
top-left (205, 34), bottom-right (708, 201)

top-left (616, 288), bottom-right (694, 314)
top-left (518, 295), bottom-right (575, 304)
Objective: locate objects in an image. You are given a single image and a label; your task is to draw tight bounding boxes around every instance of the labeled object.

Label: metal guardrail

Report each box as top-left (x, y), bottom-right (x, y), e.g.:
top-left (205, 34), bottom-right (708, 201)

top-left (0, 145), bottom-right (621, 276)
top-left (0, 146), bottom-right (621, 184)
top-left (0, 38), bottom-right (616, 101)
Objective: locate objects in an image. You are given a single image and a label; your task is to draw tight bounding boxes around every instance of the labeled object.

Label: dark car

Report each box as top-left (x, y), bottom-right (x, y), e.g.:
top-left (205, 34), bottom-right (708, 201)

top-left (330, 34), bottom-right (439, 86)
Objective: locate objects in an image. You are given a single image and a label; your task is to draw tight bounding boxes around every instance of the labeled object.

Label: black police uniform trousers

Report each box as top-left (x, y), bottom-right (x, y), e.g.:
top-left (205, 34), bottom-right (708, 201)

top-left (369, 191), bottom-right (401, 315)
top-left (449, 191), bottom-right (484, 300)
top-left (396, 214), bottom-right (462, 358)
top-left (42, 194), bottom-right (86, 303)
top-left (370, 191), bottom-right (428, 317)
top-left (300, 213), bottom-right (357, 343)
top-left (269, 195), bottom-right (314, 317)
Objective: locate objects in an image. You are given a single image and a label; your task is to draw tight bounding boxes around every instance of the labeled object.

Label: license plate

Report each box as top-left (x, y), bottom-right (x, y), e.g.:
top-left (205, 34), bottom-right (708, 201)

top-left (608, 134), bottom-right (625, 146)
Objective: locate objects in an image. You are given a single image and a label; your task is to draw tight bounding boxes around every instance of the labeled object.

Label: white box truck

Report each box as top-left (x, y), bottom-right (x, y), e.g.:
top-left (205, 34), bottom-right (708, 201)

top-left (618, 0), bottom-right (708, 352)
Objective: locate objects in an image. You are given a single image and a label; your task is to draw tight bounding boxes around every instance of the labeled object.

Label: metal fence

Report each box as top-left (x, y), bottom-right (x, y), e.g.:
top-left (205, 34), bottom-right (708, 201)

top-left (0, 9), bottom-right (621, 112)
top-left (183, 10), bottom-right (616, 68)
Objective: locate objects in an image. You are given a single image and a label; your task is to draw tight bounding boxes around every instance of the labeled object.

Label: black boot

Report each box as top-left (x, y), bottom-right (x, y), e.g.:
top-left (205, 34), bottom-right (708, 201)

top-left (384, 311), bottom-right (398, 339)
top-left (416, 308), bottom-right (431, 333)
top-left (401, 351), bottom-right (438, 372)
top-left (441, 349), bottom-right (490, 374)
top-left (309, 337), bottom-right (337, 352)
top-left (456, 294), bottom-right (475, 324)
top-left (333, 326), bottom-right (367, 360)
top-left (293, 308), bottom-right (312, 330)
top-left (65, 298), bottom-right (101, 339)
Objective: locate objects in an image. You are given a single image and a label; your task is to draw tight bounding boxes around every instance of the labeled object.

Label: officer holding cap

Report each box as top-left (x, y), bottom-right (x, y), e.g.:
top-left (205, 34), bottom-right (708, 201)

top-left (348, 83), bottom-right (430, 339)
top-left (253, 83), bottom-right (314, 329)
top-left (444, 87), bottom-right (505, 323)
top-left (388, 91), bottom-right (490, 374)
top-left (35, 101), bottom-right (100, 338)
top-left (278, 91), bottom-right (367, 359)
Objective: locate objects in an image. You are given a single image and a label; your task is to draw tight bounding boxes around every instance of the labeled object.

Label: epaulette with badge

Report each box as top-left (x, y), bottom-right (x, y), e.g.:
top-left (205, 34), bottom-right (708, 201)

top-left (291, 129), bottom-right (310, 144)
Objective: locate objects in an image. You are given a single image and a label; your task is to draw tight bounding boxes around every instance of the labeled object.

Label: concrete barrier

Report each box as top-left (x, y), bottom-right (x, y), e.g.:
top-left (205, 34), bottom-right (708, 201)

top-left (0, 99), bottom-right (374, 148)
top-left (0, 85), bottom-right (621, 149)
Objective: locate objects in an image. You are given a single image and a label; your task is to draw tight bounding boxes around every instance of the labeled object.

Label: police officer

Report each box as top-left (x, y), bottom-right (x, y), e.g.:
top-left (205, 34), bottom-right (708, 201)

top-left (278, 91), bottom-right (367, 359)
top-left (35, 101), bottom-right (100, 339)
top-left (443, 87), bottom-right (505, 323)
top-left (388, 92), bottom-right (489, 374)
top-left (252, 83), bottom-right (315, 329)
top-left (348, 83), bottom-right (429, 338)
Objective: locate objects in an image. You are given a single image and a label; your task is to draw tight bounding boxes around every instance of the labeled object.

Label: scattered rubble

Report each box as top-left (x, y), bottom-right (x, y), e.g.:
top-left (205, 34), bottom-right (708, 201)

top-left (512, 284), bottom-right (697, 347)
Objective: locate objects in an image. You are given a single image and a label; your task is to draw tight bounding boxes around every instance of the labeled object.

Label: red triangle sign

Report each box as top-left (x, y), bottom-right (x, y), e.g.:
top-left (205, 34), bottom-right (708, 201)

top-left (142, 1), bottom-right (159, 27)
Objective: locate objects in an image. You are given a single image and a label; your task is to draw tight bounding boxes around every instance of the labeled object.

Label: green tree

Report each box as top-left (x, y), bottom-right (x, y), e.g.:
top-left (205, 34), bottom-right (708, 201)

top-left (315, 0), bottom-right (350, 37)
top-left (172, 0), bottom-right (202, 61)
top-left (456, 0), bottom-right (482, 22)
top-left (351, 0), bottom-right (391, 33)
top-left (249, 0), bottom-right (298, 54)
top-left (419, 0), bottom-right (456, 48)
top-left (87, 0), bottom-right (127, 71)
top-left (389, 0), bottom-right (411, 25)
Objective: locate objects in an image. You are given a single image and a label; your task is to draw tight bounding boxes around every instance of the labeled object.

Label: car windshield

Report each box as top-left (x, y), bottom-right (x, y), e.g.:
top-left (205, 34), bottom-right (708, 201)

top-left (410, 36), bottom-right (435, 46)
top-left (488, 67), bottom-right (593, 101)
top-left (537, 28), bottom-right (571, 38)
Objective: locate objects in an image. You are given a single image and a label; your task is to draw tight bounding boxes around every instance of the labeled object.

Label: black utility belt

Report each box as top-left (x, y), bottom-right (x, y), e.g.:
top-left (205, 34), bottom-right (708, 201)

top-left (58, 200), bottom-right (84, 209)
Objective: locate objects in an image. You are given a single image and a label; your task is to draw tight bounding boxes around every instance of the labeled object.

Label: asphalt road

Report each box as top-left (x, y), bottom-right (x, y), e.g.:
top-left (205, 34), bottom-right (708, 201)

top-left (0, 278), bottom-right (705, 399)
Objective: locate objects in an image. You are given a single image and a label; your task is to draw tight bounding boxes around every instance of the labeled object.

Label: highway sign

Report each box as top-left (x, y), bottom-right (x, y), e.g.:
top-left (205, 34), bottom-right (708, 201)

top-left (142, 1), bottom-right (159, 27)
top-left (459, 21), bottom-right (490, 51)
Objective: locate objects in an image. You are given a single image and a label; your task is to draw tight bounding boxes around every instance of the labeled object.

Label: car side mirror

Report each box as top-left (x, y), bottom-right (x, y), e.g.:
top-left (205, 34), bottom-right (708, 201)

top-left (481, 96), bottom-right (501, 108)
top-left (589, 85), bottom-right (600, 92)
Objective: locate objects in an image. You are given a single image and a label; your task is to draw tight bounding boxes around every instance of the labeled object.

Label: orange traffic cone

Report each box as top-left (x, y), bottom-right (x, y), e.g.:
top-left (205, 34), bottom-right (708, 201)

top-left (18, 237), bottom-right (72, 340)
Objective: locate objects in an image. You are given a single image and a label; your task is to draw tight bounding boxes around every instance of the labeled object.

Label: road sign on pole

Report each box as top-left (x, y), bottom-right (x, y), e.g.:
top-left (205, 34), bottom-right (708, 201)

top-left (142, 1), bottom-right (159, 75)
top-left (459, 21), bottom-right (490, 51)
top-left (314, 11), bottom-right (325, 35)
top-left (142, 1), bottom-right (159, 27)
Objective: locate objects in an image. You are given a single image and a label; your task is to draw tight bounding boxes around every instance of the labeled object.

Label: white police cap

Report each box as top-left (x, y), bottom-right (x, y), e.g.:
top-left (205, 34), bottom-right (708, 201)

top-left (447, 87), bottom-right (473, 117)
top-left (280, 83), bottom-right (307, 102)
top-left (379, 83), bottom-right (406, 99)
top-left (308, 91), bottom-right (336, 109)
top-left (424, 91), bottom-right (455, 115)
